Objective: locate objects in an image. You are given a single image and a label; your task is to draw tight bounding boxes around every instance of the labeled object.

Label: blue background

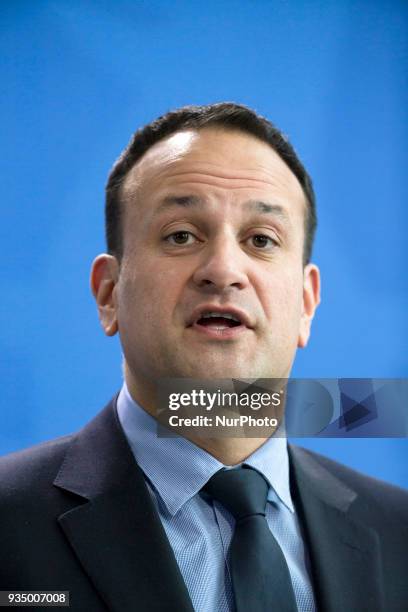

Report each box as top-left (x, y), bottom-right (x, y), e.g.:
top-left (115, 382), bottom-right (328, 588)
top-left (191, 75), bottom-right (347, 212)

top-left (1, 1), bottom-right (407, 486)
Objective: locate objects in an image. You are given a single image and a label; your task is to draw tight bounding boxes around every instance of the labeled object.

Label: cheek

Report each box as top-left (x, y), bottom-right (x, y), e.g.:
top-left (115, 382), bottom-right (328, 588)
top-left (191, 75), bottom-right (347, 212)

top-left (118, 258), bottom-right (189, 323)
top-left (258, 268), bottom-right (304, 323)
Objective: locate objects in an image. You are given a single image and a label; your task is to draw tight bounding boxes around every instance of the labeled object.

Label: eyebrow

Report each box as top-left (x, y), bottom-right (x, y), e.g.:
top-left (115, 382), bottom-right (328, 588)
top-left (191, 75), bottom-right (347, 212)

top-left (154, 195), bottom-right (202, 213)
top-left (154, 195), bottom-right (290, 223)
top-left (243, 199), bottom-right (289, 221)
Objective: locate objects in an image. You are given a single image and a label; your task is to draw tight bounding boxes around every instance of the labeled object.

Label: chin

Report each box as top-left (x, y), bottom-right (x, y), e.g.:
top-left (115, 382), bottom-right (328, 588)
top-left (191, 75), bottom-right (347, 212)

top-left (184, 360), bottom-right (253, 380)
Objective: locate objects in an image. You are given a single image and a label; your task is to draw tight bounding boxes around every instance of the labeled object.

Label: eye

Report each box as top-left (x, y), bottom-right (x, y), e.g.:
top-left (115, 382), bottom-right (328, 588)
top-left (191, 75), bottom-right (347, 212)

top-left (248, 234), bottom-right (277, 249)
top-left (165, 231), bottom-right (197, 245)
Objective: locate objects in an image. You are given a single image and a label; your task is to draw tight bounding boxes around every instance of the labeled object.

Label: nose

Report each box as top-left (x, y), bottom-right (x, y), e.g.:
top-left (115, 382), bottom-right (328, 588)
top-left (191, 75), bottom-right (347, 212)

top-left (192, 234), bottom-right (249, 291)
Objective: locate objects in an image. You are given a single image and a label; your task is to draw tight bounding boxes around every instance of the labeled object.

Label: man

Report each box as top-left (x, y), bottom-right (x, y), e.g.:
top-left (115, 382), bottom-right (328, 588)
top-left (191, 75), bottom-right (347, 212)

top-left (0, 103), bottom-right (406, 611)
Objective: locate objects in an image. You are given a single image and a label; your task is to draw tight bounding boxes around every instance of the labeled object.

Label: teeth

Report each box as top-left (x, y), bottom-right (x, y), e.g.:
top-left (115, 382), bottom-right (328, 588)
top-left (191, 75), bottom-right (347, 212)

top-left (201, 311), bottom-right (240, 323)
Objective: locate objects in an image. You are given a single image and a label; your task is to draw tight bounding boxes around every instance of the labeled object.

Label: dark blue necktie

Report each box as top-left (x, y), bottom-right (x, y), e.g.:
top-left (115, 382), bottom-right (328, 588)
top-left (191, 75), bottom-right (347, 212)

top-left (203, 466), bottom-right (298, 612)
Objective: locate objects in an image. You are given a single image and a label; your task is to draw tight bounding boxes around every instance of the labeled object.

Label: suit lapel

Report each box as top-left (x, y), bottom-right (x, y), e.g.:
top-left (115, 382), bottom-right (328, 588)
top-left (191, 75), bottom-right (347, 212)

top-left (54, 400), bottom-right (194, 612)
top-left (53, 400), bottom-right (385, 611)
top-left (289, 446), bottom-right (384, 612)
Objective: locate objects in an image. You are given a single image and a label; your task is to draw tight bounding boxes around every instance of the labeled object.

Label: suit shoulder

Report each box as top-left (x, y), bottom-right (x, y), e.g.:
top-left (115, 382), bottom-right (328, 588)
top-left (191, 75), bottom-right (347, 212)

top-left (0, 434), bottom-right (74, 498)
top-left (291, 445), bottom-right (408, 519)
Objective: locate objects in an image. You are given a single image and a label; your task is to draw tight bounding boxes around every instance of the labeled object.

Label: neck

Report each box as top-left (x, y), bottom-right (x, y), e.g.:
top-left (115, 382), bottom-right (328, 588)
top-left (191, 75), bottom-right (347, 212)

top-left (125, 365), bottom-right (276, 465)
top-left (181, 436), bottom-right (271, 465)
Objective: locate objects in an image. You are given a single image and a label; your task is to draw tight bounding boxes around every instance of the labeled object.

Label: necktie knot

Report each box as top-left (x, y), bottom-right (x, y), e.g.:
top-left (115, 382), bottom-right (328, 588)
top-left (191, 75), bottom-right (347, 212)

top-left (203, 466), bottom-right (269, 521)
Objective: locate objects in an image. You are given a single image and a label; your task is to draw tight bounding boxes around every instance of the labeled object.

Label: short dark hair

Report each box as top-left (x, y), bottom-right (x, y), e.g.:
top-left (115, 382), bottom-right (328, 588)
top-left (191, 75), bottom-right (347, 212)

top-left (105, 102), bottom-right (317, 264)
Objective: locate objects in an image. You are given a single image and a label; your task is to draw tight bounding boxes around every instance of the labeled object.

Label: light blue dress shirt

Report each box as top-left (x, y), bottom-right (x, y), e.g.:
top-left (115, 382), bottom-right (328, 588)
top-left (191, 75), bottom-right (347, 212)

top-left (117, 383), bottom-right (316, 612)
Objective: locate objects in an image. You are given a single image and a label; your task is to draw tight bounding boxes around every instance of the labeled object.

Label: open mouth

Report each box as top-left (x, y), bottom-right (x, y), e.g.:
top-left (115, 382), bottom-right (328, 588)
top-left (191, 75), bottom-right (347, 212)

top-left (187, 306), bottom-right (251, 338)
top-left (195, 311), bottom-right (243, 331)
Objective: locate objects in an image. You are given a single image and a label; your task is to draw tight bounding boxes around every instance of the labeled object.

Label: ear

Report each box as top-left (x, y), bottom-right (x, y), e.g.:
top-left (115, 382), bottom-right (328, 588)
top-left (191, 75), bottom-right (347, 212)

top-left (90, 254), bottom-right (120, 337)
top-left (298, 263), bottom-right (321, 348)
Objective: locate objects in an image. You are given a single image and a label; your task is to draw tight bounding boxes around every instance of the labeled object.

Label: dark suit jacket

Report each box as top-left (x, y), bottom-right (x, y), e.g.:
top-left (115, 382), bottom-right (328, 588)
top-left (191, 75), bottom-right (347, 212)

top-left (0, 397), bottom-right (407, 612)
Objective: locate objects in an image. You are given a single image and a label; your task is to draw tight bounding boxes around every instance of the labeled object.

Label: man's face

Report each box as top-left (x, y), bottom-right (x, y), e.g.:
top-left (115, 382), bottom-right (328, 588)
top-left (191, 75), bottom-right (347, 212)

top-left (94, 128), bottom-right (320, 388)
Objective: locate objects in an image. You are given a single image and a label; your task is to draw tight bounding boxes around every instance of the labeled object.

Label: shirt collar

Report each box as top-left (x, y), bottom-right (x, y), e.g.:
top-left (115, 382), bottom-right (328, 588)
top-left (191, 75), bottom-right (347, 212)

top-left (117, 382), bottom-right (294, 516)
